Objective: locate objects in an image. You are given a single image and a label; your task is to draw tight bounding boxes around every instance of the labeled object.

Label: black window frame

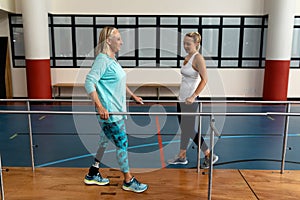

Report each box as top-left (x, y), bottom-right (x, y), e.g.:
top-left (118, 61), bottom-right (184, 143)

top-left (9, 14), bottom-right (268, 68)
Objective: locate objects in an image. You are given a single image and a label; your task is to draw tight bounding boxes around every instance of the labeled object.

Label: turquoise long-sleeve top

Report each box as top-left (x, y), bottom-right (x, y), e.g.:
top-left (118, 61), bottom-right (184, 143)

top-left (85, 53), bottom-right (127, 123)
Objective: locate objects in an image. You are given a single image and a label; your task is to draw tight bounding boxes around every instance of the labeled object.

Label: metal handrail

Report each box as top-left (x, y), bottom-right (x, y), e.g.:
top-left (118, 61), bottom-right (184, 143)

top-left (208, 117), bottom-right (217, 200)
top-left (0, 154), bottom-right (4, 200)
top-left (0, 110), bottom-right (271, 116)
top-left (0, 99), bottom-right (299, 200)
top-left (2, 109), bottom-right (300, 117)
top-left (1, 98), bottom-right (300, 104)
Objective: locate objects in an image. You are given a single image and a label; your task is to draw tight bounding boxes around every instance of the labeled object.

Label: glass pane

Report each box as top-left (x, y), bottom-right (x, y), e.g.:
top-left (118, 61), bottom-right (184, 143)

top-left (11, 16), bottom-right (23, 24)
top-left (49, 28), bottom-right (53, 57)
top-left (14, 59), bottom-right (26, 67)
top-left (96, 28), bottom-right (102, 40)
top-left (77, 59), bottom-right (94, 67)
top-left (202, 29), bottom-right (219, 57)
top-left (117, 17), bottom-right (135, 25)
top-left (292, 28), bottom-right (300, 57)
top-left (76, 28), bottom-right (94, 57)
top-left (75, 17), bottom-right (93, 25)
top-left (221, 60), bottom-right (238, 67)
top-left (53, 17), bottom-right (71, 24)
top-left (118, 60), bottom-right (136, 67)
top-left (54, 27), bottom-right (73, 57)
top-left (202, 17), bottom-right (220, 25)
top-left (205, 59), bottom-right (218, 68)
top-left (160, 28), bottom-right (178, 57)
top-left (222, 28), bottom-right (240, 57)
top-left (119, 29), bottom-right (135, 57)
top-left (180, 60), bottom-right (184, 66)
top-left (262, 28), bottom-right (267, 58)
top-left (12, 27), bottom-right (25, 56)
top-left (223, 17), bottom-right (241, 25)
top-left (245, 18), bottom-right (262, 25)
top-left (181, 17), bottom-right (199, 25)
top-left (56, 60), bottom-right (73, 66)
top-left (139, 28), bottom-right (156, 57)
top-left (96, 17), bottom-right (114, 25)
top-left (181, 28), bottom-right (198, 56)
top-left (290, 60), bottom-right (299, 67)
top-left (160, 60), bottom-right (177, 67)
top-left (161, 17), bottom-right (178, 25)
top-left (242, 60), bottom-right (259, 67)
top-left (139, 60), bottom-right (157, 67)
top-left (139, 17), bottom-right (156, 25)
top-left (294, 18), bottom-right (300, 26)
top-left (243, 28), bottom-right (261, 57)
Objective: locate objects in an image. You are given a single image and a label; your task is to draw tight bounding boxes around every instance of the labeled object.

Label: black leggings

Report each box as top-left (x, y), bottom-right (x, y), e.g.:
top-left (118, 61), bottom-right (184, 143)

top-left (177, 102), bottom-right (208, 152)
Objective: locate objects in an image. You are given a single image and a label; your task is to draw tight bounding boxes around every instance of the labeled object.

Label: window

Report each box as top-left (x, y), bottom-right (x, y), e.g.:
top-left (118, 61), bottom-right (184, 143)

top-left (9, 14), bottom-right (268, 68)
top-left (291, 16), bottom-right (300, 68)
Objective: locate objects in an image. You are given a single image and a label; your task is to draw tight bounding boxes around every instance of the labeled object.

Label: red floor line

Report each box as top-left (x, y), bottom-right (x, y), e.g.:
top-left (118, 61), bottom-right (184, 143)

top-left (155, 116), bottom-right (166, 168)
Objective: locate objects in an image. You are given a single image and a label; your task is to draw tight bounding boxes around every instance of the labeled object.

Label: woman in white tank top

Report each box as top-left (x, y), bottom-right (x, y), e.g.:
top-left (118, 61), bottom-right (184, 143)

top-left (168, 32), bottom-right (218, 168)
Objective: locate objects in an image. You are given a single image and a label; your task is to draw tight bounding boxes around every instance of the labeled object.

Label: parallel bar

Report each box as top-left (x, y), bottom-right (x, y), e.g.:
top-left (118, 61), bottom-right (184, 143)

top-left (267, 112), bottom-right (300, 116)
top-left (2, 110), bottom-right (300, 117)
top-left (26, 101), bottom-right (35, 172)
top-left (207, 116), bottom-right (222, 200)
top-left (281, 103), bottom-right (291, 174)
top-left (0, 154), bottom-right (4, 200)
top-left (1, 98), bottom-right (300, 104)
top-left (208, 116), bottom-right (215, 200)
top-left (197, 102), bottom-right (203, 173)
top-left (0, 110), bottom-right (270, 116)
top-left (0, 98), bottom-right (299, 199)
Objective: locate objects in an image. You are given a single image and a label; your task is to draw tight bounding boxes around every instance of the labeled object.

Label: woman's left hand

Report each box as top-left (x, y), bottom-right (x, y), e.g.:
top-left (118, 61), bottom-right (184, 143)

top-left (133, 95), bottom-right (144, 104)
top-left (185, 96), bottom-right (195, 104)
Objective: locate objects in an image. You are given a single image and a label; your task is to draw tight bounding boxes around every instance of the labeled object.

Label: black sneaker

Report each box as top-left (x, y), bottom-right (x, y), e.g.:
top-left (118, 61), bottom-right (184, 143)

top-left (202, 154), bottom-right (219, 169)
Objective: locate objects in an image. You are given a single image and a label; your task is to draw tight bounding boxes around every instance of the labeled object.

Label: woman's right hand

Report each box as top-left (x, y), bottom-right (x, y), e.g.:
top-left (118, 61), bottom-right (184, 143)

top-left (98, 106), bottom-right (109, 120)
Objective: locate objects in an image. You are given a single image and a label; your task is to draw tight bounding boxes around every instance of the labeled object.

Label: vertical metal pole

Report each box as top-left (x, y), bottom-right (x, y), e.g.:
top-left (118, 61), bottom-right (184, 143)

top-left (27, 101), bottom-right (35, 172)
top-left (207, 115), bottom-right (214, 200)
top-left (0, 155), bottom-right (5, 200)
top-left (197, 102), bottom-right (202, 173)
top-left (281, 103), bottom-right (291, 174)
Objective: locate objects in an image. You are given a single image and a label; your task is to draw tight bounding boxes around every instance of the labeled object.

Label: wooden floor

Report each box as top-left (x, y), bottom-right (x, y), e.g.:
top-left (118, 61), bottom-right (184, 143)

top-left (1, 167), bottom-right (300, 200)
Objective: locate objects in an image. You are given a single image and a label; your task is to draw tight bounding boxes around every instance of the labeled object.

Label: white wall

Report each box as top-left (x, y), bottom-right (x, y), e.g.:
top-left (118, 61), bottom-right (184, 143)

top-left (0, 10), bottom-right (8, 36)
top-left (296, 0), bottom-right (300, 15)
top-left (0, 0), bottom-right (16, 13)
top-left (48, 0), bottom-right (264, 15)
top-left (2, 0), bottom-right (300, 98)
top-left (288, 69), bottom-right (300, 97)
top-left (12, 68), bottom-right (266, 98)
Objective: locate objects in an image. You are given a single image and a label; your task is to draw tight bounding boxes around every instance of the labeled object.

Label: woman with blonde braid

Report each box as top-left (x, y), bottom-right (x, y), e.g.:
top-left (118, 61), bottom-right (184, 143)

top-left (84, 26), bottom-right (148, 193)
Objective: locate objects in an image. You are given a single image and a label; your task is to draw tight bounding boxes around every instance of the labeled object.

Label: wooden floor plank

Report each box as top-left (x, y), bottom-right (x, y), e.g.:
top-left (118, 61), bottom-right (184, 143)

top-left (240, 170), bottom-right (300, 200)
top-left (2, 167), bottom-right (289, 200)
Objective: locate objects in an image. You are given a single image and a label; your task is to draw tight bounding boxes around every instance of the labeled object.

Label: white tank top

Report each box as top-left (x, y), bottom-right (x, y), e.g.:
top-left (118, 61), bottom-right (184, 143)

top-left (179, 52), bottom-right (200, 101)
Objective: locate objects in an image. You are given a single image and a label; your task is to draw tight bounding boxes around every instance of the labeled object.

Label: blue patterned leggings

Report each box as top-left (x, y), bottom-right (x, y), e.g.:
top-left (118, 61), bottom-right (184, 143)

top-left (98, 120), bottom-right (129, 173)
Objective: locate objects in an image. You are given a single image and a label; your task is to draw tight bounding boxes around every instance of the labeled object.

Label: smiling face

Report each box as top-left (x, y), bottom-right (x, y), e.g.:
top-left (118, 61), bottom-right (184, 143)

top-left (107, 29), bottom-right (123, 53)
top-left (183, 35), bottom-right (198, 54)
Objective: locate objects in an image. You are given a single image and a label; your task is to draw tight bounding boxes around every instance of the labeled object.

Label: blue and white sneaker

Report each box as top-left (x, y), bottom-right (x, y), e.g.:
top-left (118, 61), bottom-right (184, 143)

top-left (84, 173), bottom-right (109, 186)
top-left (122, 177), bottom-right (148, 193)
top-left (167, 156), bottom-right (188, 165)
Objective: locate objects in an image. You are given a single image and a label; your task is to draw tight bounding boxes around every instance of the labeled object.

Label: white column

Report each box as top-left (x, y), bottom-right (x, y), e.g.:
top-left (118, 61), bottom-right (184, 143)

top-left (263, 0), bottom-right (295, 100)
top-left (265, 0), bottom-right (295, 60)
top-left (21, 0), bottom-right (52, 98)
top-left (21, 0), bottom-right (50, 59)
